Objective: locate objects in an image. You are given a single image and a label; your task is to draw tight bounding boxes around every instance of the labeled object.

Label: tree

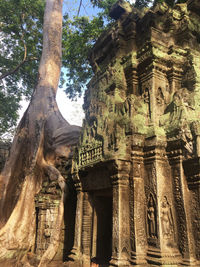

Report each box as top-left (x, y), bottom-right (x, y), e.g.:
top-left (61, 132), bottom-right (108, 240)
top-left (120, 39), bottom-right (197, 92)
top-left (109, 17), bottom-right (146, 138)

top-left (0, 0), bottom-right (80, 266)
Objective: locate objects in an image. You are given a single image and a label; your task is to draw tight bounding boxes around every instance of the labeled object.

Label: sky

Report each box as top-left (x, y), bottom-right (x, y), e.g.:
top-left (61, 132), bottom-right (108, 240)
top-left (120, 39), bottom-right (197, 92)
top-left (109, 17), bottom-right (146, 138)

top-left (18, 90), bottom-right (85, 126)
top-left (18, 0), bottom-right (136, 127)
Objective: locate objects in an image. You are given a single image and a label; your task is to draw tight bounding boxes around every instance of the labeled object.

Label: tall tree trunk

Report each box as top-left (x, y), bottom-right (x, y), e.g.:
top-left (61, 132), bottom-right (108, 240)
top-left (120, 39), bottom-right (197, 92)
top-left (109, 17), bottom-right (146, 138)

top-left (0, 0), bottom-right (80, 265)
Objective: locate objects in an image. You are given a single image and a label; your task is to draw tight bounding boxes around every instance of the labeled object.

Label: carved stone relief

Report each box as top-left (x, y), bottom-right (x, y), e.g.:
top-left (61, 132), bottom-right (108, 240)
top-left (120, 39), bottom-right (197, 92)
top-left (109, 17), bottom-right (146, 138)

top-left (142, 88), bottom-right (151, 120)
top-left (147, 194), bottom-right (157, 239)
top-left (190, 190), bottom-right (200, 259)
top-left (172, 167), bottom-right (188, 255)
top-left (156, 87), bottom-right (165, 107)
top-left (161, 196), bottom-right (174, 240)
top-left (79, 140), bottom-right (103, 167)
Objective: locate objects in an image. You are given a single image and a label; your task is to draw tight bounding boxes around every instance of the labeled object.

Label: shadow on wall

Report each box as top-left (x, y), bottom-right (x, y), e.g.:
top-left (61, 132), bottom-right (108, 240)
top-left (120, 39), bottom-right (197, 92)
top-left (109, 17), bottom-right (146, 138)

top-left (63, 176), bottom-right (77, 261)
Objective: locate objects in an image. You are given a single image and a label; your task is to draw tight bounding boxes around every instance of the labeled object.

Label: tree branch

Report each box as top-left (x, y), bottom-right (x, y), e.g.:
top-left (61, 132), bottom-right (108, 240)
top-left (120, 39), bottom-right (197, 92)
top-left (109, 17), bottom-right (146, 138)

top-left (0, 14), bottom-right (28, 81)
top-left (0, 52), bottom-right (27, 81)
top-left (0, 57), bottom-right (38, 81)
top-left (77, 0), bottom-right (83, 16)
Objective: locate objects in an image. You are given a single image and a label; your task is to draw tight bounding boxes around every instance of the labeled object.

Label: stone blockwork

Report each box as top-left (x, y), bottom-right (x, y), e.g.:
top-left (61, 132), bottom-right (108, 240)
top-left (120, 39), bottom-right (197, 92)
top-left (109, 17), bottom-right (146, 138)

top-left (68, 0), bottom-right (200, 266)
top-left (34, 155), bottom-right (77, 262)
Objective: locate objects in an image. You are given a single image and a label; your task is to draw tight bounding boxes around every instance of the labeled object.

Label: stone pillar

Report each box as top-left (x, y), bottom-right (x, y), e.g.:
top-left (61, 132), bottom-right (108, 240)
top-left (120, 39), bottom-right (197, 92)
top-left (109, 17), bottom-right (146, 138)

top-left (183, 155), bottom-right (200, 262)
top-left (91, 207), bottom-right (97, 260)
top-left (167, 68), bottom-right (182, 95)
top-left (169, 149), bottom-right (199, 266)
top-left (35, 203), bottom-right (46, 257)
top-left (144, 138), bottom-right (182, 266)
top-left (110, 160), bottom-right (131, 267)
top-left (68, 181), bottom-right (84, 266)
top-left (81, 192), bottom-right (93, 266)
top-left (130, 146), bottom-right (147, 265)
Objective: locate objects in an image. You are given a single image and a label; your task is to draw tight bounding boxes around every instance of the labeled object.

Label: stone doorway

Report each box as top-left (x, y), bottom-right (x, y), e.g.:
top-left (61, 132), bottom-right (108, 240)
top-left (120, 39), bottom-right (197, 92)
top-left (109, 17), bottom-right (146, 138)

top-left (90, 190), bottom-right (112, 266)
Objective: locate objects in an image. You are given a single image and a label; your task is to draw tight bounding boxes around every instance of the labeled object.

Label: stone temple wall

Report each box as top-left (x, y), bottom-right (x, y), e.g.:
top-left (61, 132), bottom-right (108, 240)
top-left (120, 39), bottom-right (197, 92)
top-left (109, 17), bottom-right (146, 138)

top-left (68, 0), bottom-right (200, 266)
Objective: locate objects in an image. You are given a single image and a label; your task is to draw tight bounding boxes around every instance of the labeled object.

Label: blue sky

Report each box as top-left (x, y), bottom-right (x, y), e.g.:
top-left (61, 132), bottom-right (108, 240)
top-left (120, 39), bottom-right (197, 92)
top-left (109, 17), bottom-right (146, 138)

top-left (63, 0), bottom-right (99, 18)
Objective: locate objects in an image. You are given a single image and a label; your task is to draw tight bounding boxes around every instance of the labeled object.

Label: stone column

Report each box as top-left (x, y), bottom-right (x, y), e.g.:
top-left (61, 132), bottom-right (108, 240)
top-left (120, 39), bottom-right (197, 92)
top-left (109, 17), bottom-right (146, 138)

top-left (35, 203), bottom-right (46, 257)
top-left (169, 149), bottom-right (199, 266)
top-left (91, 207), bottom-right (97, 259)
top-left (144, 138), bottom-right (182, 266)
top-left (167, 68), bottom-right (182, 95)
top-left (81, 192), bottom-right (93, 267)
top-left (110, 160), bottom-right (131, 267)
top-left (130, 146), bottom-right (147, 265)
top-left (68, 181), bottom-right (84, 266)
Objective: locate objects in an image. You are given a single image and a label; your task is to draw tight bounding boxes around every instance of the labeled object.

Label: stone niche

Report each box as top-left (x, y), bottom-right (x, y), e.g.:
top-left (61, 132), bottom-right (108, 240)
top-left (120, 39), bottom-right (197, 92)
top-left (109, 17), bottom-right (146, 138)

top-left (68, 0), bottom-right (200, 266)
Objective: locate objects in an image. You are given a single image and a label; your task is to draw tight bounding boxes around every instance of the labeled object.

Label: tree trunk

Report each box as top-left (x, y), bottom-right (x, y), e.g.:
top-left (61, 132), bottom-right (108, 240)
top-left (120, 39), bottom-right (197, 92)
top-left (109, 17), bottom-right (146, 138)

top-left (0, 0), bottom-right (80, 266)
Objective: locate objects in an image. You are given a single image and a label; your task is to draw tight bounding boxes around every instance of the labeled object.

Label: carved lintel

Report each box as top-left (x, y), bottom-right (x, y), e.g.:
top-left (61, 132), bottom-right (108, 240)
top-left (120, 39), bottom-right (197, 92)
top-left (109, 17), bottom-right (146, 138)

top-left (183, 157), bottom-right (200, 189)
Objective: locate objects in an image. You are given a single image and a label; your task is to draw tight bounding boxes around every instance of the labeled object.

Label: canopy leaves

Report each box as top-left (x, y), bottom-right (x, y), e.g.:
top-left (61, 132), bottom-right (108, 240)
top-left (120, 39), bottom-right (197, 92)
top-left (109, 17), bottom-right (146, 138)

top-left (0, 0), bottom-right (44, 136)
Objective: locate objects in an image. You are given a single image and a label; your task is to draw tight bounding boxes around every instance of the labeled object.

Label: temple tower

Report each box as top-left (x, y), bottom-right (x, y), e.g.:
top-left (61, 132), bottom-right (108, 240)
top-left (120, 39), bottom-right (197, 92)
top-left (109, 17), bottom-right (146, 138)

top-left (69, 0), bottom-right (200, 266)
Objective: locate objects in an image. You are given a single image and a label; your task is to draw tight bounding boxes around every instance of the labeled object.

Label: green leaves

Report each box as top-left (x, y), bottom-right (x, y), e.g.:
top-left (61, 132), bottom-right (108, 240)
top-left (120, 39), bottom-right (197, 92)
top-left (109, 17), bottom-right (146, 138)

top-left (0, 88), bottom-right (20, 137)
top-left (0, 0), bottom-right (44, 136)
top-left (134, 0), bottom-right (154, 9)
top-left (62, 3), bottom-right (111, 99)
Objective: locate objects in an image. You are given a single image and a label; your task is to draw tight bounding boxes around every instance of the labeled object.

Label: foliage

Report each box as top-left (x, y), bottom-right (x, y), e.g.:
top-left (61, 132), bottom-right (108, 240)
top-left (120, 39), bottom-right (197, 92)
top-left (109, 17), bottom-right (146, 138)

top-left (0, 0), bottom-right (44, 136)
top-left (134, 0), bottom-right (153, 9)
top-left (61, 15), bottom-right (106, 98)
top-left (0, 91), bottom-right (20, 137)
top-left (61, 0), bottom-right (116, 99)
top-left (90, 0), bottom-right (118, 17)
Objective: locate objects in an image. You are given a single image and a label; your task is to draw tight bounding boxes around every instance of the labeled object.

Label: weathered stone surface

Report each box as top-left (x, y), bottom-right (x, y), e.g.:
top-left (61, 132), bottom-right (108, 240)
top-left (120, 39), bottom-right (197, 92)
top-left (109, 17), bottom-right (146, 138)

top-left (28, 0), bottom-right (200, 266)
top-left (69, 0), bottom-right (200, 266)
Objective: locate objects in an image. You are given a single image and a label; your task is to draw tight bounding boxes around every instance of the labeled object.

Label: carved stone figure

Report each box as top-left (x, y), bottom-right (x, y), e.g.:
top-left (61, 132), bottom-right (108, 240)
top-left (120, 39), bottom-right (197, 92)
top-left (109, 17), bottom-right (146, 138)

top-left (147, 194), bottom-right (157, 238)
top-left (161, 196), bottom-right (174, 239)
top-left (142, 88), bottom-right (151, 120)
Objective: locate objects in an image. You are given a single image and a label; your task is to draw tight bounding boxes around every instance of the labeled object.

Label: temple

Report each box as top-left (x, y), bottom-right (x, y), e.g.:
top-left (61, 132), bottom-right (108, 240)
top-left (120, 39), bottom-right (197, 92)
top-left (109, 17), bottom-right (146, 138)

top-left (35, 0), bottom-right (200, 266)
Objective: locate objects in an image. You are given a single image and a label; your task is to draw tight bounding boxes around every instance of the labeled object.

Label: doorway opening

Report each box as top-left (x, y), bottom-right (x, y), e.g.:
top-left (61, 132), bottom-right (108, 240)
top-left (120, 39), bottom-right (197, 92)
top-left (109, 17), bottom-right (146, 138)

top-left (91, 190), bottom-right (113, 266)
